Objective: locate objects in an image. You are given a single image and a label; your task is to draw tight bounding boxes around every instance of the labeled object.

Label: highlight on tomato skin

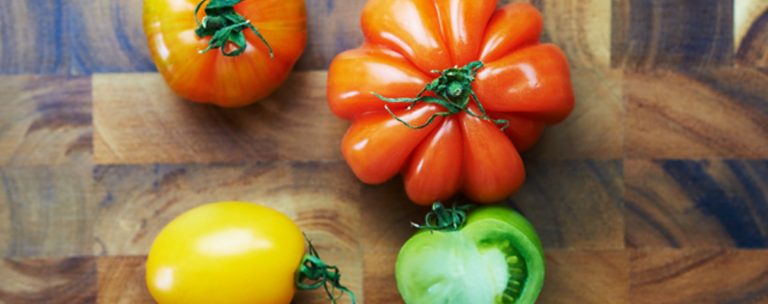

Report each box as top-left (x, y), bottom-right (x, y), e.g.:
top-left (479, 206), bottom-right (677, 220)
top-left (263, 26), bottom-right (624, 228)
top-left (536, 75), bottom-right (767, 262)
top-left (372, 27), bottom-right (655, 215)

top-left (326, 0), bottom-right (575, 205)
top-left (143, 0), bottom-right (307, 107)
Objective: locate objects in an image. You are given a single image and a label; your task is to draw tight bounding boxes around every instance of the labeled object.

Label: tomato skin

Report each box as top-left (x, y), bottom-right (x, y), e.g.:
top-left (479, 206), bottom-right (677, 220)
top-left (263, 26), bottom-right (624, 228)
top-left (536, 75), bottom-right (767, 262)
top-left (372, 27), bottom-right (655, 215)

top-left (404, 117), bottom-right (463, 205)
top-left (435, 0), bottom-right (497, 66)
top-left (362, 0), bottom-right (451, 73)
top-left (328, 1), bottom-right (573, 204)
top-left (460, 108), bottom-right (525, 203)
top-left (145, 202), bottom-right (305, 304)
top-left (479, 2), bottom-right (543, 62)
top-left (491, 112), bottom-right (546, 152)
top-left (342, 104), bottom-right (443, 184)
top-left (144, 0), bottom-right (307, 107)
top-left (474, 44), bottom-right (574, 123)
top-left (327, 44), bottom-right (430, 120)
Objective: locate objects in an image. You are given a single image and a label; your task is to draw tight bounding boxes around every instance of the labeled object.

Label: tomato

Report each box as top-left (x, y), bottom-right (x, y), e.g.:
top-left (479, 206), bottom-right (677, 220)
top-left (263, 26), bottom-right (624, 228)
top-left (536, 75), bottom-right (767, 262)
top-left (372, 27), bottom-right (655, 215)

top-left (327, 1), bottom-right (574, 204)
top-left (144, 0), bottom-right (306, 107)
top-left (145, 202), bottom-right (355, 304)
top-left (396, 203), bottom-right (545, 304)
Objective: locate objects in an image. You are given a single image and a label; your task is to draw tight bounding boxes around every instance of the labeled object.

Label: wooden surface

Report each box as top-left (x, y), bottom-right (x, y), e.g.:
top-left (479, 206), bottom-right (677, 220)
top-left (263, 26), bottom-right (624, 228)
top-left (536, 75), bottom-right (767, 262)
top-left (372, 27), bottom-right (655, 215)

top-left (1, 0), bottom-right (767, 303)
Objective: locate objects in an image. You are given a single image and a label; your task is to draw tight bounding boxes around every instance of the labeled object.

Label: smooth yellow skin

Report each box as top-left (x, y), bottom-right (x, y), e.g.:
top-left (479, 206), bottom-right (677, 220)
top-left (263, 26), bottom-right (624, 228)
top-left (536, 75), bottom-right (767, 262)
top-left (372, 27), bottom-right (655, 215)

top-left (145, 202), bottom-right (305, 304)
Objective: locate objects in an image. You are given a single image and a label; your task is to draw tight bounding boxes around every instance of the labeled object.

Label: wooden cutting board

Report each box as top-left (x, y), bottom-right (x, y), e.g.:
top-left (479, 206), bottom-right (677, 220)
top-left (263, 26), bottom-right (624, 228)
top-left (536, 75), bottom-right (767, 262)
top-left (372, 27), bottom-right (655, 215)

top-left (1, 0), bottom-right (767, 303)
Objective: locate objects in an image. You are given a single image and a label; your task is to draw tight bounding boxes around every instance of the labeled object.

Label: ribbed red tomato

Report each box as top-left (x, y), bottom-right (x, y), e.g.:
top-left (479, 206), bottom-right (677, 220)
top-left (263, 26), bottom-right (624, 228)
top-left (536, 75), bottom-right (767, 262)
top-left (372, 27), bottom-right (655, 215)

top-left (327, 1), bottom-right (574, 204)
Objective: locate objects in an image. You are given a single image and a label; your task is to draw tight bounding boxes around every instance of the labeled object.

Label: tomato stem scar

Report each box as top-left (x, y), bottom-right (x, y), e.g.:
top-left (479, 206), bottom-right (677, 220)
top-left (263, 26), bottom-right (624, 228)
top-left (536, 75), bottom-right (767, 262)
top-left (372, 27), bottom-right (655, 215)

top-left (194, 0), bottom-right (274, 57)
top-left (372, 61), bottom-right (509, 130)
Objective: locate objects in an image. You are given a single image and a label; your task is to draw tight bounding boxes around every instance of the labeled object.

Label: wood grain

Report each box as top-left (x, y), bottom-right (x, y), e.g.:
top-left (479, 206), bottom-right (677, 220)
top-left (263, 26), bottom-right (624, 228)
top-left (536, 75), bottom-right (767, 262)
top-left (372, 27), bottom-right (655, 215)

top-left (0, 0), bottom-right (152, 75)
top-left (735, 0), bottom-right (768, 48)
top-left (362, 250), bottom-right (403, 304)
top-left (735, 0), bottom-right (768, 70)
top-left (93, 72), bottom-right (347, 164)
top-left (539, 250), bottom-right (629, 304)
top-left (511, 160), bottom-right (625, 250)
top-left (0, 165), bottom-right (95, 258)
top-left (631, 249), bottom-right (768, 303)
top-left (92, 161), bottom-right (360, 255)
top-left (0, 257), bottom-right (97, 303)
top-left (525, 68), bottom-right (623, 160)
top-left (0, 0), bottom-right (69, 74)
top-left (626, 159), bottom-right (768, 248)
top-left (359, 178), bottom-right (422, 304)
top-left (96, 256), bottom-right (152, 304)
top-left (68, 0), bottom-right (155, 74)
top-left (358, 179), bottom-right (423, 251)
top-left (538, 0), bottom-right (611, 68)
top-left (612, 0), bottom-right (733, 70)
top-left (625, 67), bottom-right (768, 158)
top-left (0, 76), bottom-right (91, 166)
top-left (296, 0), bottom-right (366, 70)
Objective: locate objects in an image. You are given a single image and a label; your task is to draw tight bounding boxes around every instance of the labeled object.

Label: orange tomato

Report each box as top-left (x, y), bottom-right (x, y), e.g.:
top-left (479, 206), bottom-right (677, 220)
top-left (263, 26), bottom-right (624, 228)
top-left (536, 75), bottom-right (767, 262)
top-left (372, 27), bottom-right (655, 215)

top-left (328, 1), bottom-right (574, 204)
top-left (144, 0), bottom-right (306, 107)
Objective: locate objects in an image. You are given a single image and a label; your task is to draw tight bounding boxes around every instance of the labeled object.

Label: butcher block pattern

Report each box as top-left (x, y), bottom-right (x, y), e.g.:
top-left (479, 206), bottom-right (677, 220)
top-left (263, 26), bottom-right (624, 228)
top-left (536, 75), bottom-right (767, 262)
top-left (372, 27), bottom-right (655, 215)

top-left (1, 0), bottom-right (768, 303)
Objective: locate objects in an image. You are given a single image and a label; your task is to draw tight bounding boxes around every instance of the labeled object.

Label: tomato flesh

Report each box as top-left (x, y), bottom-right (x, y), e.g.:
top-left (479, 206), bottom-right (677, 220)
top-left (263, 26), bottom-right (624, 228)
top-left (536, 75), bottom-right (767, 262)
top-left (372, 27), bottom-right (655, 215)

top-left (396, 206), bottom-right (545, 304)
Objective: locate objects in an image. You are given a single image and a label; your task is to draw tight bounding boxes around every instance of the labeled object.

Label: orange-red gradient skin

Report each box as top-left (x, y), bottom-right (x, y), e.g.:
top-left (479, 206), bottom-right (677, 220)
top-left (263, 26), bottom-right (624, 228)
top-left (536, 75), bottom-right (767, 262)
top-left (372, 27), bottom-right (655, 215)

top-left (361, 0), bottom-right (452, 73)
top-left (404, 117), bottom-right (464, 206)
top-left (342, 104), bottom-right (443, 184)
top-left (328, 0), bottom-right (574, 204)
top-left (460, 107), bottom-right (525, 203)
top-left (474, 44), bottom-right (574, 123)
top-left (144, 0), bottom-right (307, 107)
top-left (328, 44), bottom-right (430, 119)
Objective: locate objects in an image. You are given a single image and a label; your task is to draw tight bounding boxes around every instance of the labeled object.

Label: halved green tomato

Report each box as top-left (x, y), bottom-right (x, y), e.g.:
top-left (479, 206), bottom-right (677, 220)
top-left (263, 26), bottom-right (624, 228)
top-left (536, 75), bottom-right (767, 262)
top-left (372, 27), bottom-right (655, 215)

top-left (396, 205), bottom-right (545, 304)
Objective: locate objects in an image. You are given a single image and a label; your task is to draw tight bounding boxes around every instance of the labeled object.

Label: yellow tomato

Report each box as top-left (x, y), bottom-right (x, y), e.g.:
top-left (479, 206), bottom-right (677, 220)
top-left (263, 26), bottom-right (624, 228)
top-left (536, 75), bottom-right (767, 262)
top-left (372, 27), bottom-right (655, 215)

top-left (145, 201), bottom-right (305, 304)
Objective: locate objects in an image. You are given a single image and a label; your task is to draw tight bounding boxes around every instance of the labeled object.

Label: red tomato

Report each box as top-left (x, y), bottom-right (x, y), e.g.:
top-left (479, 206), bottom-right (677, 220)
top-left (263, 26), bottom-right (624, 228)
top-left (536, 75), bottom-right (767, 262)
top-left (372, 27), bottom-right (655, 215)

top-left (327, 1), bottom-right (574, 204)
top-left (144, 0), bottom-right (306, 107)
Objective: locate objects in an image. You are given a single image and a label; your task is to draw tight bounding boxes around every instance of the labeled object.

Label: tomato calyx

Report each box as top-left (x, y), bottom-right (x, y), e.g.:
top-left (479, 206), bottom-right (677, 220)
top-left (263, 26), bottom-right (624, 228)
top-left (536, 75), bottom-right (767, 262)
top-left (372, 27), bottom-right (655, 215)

top-left (373, 61), bottom-right (508, 130)
top-left (411, 202), bottom-right (472, 232)
top-left (194, 0), bottom-right (274, 57)
top-left (295, 237), bottom-right (357, 304)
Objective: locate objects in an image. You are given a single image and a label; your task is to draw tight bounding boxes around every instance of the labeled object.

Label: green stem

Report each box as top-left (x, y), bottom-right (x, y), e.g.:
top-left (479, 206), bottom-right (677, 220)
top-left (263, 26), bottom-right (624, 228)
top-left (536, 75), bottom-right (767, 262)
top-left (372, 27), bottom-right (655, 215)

top-left (411, 202), bottom-right (473, 232)
top-left (194, 0), bottom-right (273, 57)
top-left (295, 236), bottom-right (356, 304)
top-left (372, 61), bottom-right (508, 130)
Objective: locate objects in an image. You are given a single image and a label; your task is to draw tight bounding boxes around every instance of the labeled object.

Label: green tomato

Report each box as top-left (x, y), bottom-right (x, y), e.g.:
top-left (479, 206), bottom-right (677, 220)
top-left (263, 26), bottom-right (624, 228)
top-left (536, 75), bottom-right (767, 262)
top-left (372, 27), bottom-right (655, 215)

top-left (395, 206), bottom-right (545, 304)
